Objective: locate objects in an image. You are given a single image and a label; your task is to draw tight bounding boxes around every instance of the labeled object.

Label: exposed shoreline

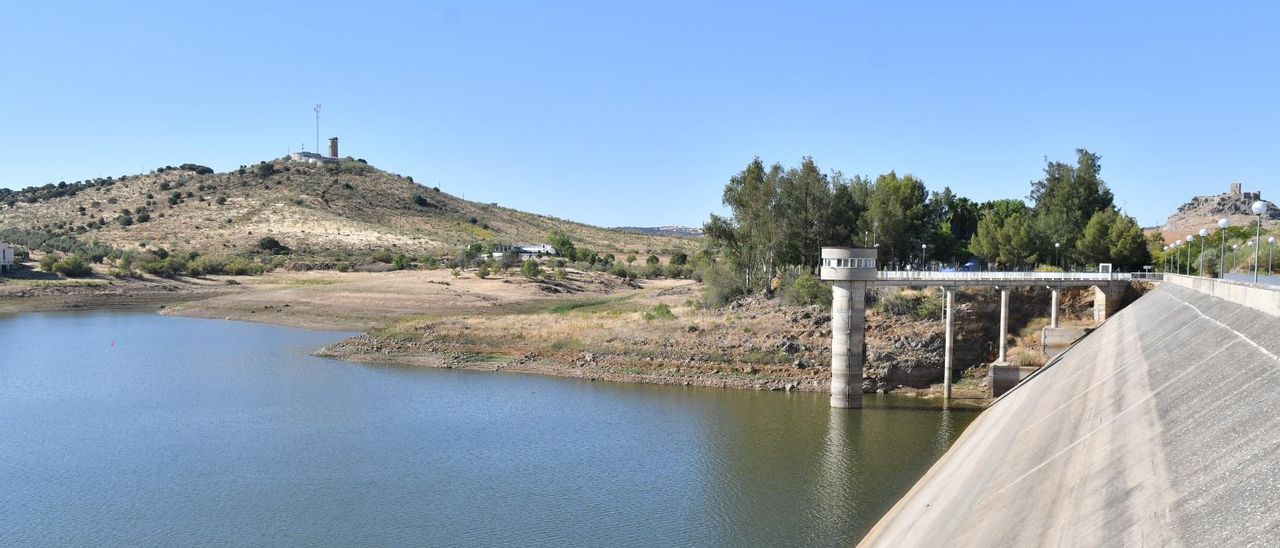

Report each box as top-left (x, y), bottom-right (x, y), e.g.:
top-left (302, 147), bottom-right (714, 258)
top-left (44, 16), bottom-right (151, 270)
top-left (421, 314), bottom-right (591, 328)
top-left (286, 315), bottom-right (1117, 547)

top-left (1, 269), bottom-right (992, 404)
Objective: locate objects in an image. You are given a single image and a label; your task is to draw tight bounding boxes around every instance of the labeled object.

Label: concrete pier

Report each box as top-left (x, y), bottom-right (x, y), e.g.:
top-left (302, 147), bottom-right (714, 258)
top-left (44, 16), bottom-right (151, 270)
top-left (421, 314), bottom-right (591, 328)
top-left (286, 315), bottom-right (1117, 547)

top-left (819, 247), bottom-right (877, 409)
top-left (1049, 288), bottom-right (1059, 328)
top-left (997, 288), bottom-right (1008, 364)
top-left (943, 288), bottom-right (954, 400)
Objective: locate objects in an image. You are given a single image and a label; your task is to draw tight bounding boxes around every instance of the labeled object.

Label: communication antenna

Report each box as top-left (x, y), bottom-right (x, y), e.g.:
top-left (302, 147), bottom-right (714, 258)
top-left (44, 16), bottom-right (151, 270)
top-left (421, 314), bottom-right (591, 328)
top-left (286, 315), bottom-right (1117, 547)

top-left (313, 104), bottom-right (322, 155)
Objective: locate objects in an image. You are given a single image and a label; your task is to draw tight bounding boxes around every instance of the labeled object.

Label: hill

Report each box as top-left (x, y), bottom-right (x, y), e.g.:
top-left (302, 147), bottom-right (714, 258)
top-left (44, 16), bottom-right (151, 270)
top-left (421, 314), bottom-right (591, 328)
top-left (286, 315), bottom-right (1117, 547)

top-left (0, 158), bottom-right (694, 259)
top-left (1157, 182), bottom-right (1278, 242)
top-left (610, 225), bottom-right (704, 238)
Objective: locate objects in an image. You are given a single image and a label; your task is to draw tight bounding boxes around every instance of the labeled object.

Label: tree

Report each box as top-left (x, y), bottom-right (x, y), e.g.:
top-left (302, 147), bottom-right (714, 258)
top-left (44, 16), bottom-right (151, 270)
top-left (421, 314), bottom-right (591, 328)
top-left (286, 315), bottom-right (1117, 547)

top-left (1107, 214), bottom-right (1150, 270)
top-left (776, 157), bottom-right (832, 267)
top-left (703, 158), bottom-right (784, 293)
top-left (865, 172), bottom-right (930, 267)
top-left (1030, 149), bottom-right (1114, 263)
top-left (645, 255), bottom-right (660, 266)
top-left (547, 230), bottom-right (577, 261)
top-left (1076, 208), bottom-right (1119, 266)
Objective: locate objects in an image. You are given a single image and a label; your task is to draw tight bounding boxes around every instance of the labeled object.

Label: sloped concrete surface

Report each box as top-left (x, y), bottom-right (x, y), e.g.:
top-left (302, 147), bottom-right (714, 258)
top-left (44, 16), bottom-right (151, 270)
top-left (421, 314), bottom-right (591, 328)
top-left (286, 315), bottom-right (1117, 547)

top-left (860, 283), bottom-right (1280, 547)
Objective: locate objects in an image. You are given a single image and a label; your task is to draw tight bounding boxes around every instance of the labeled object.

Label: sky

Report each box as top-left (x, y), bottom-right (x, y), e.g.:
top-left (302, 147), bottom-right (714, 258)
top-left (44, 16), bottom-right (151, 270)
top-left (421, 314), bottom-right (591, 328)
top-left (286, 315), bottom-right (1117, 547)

top-left (2, 1), bottom-right (1277, 229)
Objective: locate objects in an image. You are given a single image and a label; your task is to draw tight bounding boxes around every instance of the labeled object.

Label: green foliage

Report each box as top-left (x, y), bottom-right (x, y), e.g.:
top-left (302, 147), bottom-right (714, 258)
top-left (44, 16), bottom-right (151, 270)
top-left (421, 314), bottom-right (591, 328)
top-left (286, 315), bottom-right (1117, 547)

top-left (476, 262), bottom-right (490, 279)
top-left (393, 253), bottom-right (410, 270)
top-left (783, 273), bottom-right (830, 307)
top-left (670, 251), bottom-right (688, 266)
top-left (521, 259), bottom-right (542, 279)
top-left (702, 261), bottom-right (748, 307)
top-left (643, 303), bottom-right (676, 321)
top-left (39, 253), bottom-right (61, 272)
top-left (52, 255), bottom-right (93, 277)
top-left (645, 254), bottom-right (660, 265)
top-left (876, 290), bottom-right (943, 321)
top-left (547, 230), bottom-right (577, 261)
top-left (1029, 149), bottom-right (1114, 263)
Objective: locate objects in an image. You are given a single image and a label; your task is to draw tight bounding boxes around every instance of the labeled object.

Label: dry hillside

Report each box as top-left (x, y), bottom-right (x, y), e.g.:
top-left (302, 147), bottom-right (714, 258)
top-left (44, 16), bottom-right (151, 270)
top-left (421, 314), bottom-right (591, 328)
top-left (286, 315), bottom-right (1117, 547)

top-left (0, 158), bottom-right (693, 257)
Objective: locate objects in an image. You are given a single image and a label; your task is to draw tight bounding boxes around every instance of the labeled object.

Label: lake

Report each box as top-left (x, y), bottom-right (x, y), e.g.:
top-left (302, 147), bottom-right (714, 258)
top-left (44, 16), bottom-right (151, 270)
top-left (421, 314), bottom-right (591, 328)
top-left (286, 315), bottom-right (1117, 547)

top-left (0, 311), bottom-right (975, 547)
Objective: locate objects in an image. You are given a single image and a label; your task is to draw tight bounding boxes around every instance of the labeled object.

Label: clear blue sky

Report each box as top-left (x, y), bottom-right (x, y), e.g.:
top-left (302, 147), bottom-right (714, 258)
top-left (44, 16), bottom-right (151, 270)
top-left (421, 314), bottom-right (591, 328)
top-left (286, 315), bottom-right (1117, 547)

top-left (2, 1), bottom-right (1276, 229)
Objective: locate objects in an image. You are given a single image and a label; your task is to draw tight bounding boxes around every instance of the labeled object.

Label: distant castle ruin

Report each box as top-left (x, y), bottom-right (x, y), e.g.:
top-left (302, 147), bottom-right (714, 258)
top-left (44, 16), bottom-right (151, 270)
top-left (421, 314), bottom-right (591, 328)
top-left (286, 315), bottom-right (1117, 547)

top-left (1229, 182), bottom-right (1262, 202)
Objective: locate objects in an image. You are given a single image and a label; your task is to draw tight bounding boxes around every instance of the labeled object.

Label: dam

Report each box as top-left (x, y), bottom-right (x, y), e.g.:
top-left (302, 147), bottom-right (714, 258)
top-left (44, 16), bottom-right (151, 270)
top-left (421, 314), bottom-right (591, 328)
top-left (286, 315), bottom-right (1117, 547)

top-left (860, 274), bottom-right (1280, 546)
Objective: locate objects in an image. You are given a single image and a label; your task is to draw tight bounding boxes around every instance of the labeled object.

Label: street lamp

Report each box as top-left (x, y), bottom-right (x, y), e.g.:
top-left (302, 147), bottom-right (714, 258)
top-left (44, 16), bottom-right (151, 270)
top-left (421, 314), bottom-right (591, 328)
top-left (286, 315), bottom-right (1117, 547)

top-left (1232, 244), bottom-right (1240, 275)
top-left (1252, 200), bottom-right (1267, 283)
top-left (1162, 245), bottom-right (1169, 272)
top-left (1185, 235), bottom-right (1195, 275)
top-left (921, 243), bottom-right (928, 271)
top-left (1218, 217), bottom-right (1231, 278)
top-left (1198, 228), bottom-right (1209, 276)
top-left (1054, 242), bottom-right (1061, 269)
top-left (1269, 236), bottom-right (1276, 275)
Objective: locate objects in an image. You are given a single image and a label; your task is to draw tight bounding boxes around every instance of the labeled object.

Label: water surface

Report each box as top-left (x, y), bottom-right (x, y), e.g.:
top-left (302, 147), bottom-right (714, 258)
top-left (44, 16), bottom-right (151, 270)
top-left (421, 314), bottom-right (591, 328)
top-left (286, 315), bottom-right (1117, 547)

top-left (0, 311), bottom-right (975, 546)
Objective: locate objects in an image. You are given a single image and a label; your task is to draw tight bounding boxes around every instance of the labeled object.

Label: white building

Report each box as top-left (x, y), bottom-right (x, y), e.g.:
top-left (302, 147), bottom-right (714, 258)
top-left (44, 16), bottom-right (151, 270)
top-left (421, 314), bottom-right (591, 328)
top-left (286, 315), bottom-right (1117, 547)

top-left (490, 243), bottom-right (558, 261)
top-left (0, 242), bottom-right (14, 273)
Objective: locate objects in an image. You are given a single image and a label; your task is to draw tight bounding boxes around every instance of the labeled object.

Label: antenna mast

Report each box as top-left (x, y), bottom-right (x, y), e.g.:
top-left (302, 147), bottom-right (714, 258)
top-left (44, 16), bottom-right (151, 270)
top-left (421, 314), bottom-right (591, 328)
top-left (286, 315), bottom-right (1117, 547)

top-left (313, 104), bottom-right (322, 155)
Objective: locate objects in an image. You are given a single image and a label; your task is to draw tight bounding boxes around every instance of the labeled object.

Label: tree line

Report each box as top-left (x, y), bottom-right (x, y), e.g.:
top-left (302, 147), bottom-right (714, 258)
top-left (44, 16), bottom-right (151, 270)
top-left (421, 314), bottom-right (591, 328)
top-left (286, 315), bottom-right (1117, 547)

top-left (703, 149), bottom-right (1152, 299)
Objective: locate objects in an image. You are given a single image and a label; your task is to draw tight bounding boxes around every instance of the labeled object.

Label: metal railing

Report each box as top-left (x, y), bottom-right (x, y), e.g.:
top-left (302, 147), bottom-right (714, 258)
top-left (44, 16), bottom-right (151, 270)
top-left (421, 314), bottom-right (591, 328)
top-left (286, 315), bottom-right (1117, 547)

top-left (875, 271), bottom-right (1158, 282)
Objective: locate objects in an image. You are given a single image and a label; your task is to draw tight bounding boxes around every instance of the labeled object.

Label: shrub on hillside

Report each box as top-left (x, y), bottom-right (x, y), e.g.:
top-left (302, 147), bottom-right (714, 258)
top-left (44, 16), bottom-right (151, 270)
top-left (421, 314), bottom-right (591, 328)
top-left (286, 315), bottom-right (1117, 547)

top-left (784, 273), bottom-right (830, 307)
top-left (643, 303), bottom-right (676, 321)
top-left (39, 253), bottom-right (61, 272)
top-left (52, 255), bottom-right (93, 277)
top-left (701, 262), bottom-right (748, 307)
top-left (522, 259), bottom-right (542, 279)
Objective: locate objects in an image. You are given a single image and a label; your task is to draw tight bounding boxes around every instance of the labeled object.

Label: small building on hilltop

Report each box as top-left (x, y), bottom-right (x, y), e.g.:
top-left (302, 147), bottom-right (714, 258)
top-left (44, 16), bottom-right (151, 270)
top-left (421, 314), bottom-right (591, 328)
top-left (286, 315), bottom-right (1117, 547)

top-left (289, 137), bottom-right (340, 165)
top-left (0, 242), bottom-right (15, 273)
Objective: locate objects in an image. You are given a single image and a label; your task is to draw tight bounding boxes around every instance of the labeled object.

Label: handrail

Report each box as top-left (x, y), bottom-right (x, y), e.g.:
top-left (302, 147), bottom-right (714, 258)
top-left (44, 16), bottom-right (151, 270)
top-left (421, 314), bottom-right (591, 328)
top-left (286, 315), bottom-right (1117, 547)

top-left (873, 271), bottom-right (1163, 282)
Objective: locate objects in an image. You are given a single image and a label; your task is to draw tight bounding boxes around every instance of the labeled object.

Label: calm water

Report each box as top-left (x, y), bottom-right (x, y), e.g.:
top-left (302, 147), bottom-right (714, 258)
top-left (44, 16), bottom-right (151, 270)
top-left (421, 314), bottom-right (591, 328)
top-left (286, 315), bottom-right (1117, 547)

top-left (0, 312), bottom-right (975, 547)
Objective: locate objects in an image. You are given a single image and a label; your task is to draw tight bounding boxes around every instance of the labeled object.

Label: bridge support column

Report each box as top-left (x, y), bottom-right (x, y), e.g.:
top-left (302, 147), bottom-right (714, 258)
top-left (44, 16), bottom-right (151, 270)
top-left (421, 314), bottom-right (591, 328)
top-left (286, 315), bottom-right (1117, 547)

top-left (1093, 284), bottom-right (1125, 323)
top-left (829, 280), bottom-right (865, 409)
top-left (997, 287), bottom-right (1008, 364)
top-left (1050, 288), bottom-right (1060, 328)
top-left (944, 288), bottom-right (954, 400)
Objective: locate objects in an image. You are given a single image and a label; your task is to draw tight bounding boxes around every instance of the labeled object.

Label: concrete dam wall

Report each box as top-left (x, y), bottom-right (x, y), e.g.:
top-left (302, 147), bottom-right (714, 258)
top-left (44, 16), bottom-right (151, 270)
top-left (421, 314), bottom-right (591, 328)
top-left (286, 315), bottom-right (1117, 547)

top-left (860, 277), bottom-right (1280, 546)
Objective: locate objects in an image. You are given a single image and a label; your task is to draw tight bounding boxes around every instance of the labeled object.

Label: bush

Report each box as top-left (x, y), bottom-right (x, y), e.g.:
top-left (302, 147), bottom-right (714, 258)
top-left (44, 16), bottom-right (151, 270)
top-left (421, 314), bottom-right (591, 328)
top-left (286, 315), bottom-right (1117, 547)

top-left (372, 250), bottom-right (394, 263)
top-left (522, 259), bottom-right (542, 279)
top-left (39, 253), bottom-right (61, 272)
top-left (215, 196), bottom-right (227, 205)
top-left (393, 253), bottom-right (410, 270)
top-left (646, 255), bottom-right (660, 266)
top-left (784, 273), bottom-right (830, 307)
top-left (702, 262), bottom-right (748, 307)
top-left (875, 290), bottom-right (944, 321)
top-left (52, 255), bottom-right (93, 277)
top-left (670, 251), bottom-right (688, 266)
top-left (643, 303), bottom-right (676, 321)
top-left (476, 263), bottom-right (490, 279)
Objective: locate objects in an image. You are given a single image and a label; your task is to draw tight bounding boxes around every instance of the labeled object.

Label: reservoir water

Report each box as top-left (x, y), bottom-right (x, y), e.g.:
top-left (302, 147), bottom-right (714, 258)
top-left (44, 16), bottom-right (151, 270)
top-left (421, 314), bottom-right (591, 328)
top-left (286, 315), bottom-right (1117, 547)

top-left (0, 311), bottom-right (975, 546)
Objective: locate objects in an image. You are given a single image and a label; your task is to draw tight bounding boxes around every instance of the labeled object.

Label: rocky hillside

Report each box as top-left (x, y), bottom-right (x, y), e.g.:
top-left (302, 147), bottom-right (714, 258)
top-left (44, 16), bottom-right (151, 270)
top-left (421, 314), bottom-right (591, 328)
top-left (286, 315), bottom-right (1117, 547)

top-left (1160, 185), bottom-right (1278, 241)
top-left (0, 158), bottom-right (694, 257)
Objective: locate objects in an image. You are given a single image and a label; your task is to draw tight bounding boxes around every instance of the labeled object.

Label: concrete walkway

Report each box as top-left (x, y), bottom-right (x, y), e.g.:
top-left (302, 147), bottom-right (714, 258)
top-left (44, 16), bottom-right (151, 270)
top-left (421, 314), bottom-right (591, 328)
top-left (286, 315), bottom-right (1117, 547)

top-left (860, 282), bottom-right (1280, 546)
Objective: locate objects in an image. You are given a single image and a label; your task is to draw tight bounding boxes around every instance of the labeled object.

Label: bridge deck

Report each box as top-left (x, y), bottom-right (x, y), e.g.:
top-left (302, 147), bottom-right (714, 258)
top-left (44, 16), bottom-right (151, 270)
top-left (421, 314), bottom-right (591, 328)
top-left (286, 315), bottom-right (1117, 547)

top-left (870, 271), bottom-right (1156, 287)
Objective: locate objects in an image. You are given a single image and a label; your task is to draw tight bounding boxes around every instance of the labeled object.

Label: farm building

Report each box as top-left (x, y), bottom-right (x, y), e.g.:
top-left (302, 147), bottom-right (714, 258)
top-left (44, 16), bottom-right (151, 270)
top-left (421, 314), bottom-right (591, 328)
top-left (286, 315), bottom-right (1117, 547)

top-left (0, 242), bottom-right (14, 273)
top-left (490, 243), bottom-right (558, 261)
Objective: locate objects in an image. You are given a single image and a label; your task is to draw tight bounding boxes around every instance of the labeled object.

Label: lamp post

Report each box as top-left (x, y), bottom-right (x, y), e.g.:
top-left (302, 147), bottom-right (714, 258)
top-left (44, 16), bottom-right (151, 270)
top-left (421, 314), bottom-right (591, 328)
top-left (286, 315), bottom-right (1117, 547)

top-left (1218, 217), bottom-right (1230, 278)
top-left (1185, 235), bottom-right (1195, 275)
top-left (1252, 201), bottom-right (1266, 283)
top-left (1232, 244), bottom-right (1239, 274)
top-left (921, 243), bottom-right (928, 271)
top-left (1054, 242), bottom-right (1060, 269)
top-left (1198, 228), bottom-right (1209, 276)
top-left (1162, 245), bottom-right (1169, 272)
top-left (1269, 236), bottom-right (1276, 275)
